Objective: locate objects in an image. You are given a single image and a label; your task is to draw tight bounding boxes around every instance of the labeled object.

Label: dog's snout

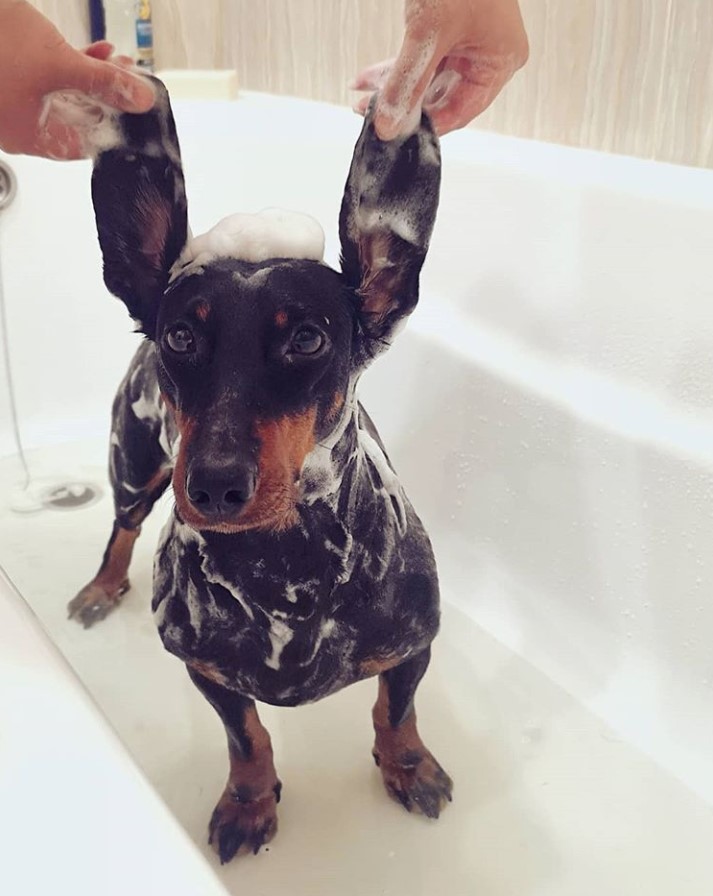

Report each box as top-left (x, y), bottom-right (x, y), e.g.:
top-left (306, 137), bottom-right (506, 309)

top-left (186, 459), bottom-right (257, 519)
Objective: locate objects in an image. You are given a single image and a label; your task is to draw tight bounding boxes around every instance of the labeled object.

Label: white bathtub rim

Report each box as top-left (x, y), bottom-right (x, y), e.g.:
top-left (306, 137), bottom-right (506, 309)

top-left (0, 564), bottom-right (228, 896)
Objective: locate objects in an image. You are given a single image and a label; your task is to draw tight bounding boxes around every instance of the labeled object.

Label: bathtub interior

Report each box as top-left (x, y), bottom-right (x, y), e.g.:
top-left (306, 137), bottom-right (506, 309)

top-left (1, 94), bottom-right (713, 894)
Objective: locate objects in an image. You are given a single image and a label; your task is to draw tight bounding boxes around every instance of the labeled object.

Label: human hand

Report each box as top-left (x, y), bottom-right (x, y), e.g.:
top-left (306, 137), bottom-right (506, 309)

top-left (0, 1), bottom-right (154, 159)
top-left (351, 0), bottom-right (529, 139)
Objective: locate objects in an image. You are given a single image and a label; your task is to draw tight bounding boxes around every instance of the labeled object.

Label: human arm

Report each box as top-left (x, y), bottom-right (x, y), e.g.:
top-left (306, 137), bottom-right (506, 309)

top-left (352, 0), bottom-right (529, 139)
top-left (0, 0), bottom-right (154, 159)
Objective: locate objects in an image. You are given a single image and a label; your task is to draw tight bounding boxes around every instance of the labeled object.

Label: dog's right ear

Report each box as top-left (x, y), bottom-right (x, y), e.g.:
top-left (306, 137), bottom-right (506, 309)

top-left (91, 78), bottom-right (187, 337)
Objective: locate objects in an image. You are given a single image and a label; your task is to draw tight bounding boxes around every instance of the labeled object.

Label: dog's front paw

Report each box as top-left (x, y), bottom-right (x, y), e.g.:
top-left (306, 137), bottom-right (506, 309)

top-left (67, 579), bottom-right (130, 628)
top-left (208, 783), bottom-right (281, 863)
top-left (373, 747), bottom-right (453, 819)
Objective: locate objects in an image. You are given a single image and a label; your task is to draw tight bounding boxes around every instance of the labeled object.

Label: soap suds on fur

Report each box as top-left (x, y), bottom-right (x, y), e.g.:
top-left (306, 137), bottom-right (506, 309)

top-left (171, 208), bottom-right (325, 281)
top-left (40, 91), bottom-right (123, 158)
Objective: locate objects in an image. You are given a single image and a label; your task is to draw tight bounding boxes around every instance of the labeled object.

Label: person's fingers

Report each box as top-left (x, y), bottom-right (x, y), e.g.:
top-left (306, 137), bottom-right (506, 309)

top-left (352, 94), bottom-right (372, 117)
top-left (373, 28), bottom-right (446, 140)
top-left (349, 58), bottom-right (395, 92)
top-left (82, 40), bottom-right (115, 61)
top-left (358, 0), bottom-right (529, 140)
top-left (33, 117), bottom-right (85, 161)
top-left (111, 54), bottom-right (136, 69)
top-left (81, 44), bottom-right (134, 73)
top-left (425, 61), bottom-right (513, 134)
top-left (62, 54), bottom-right (155, 113)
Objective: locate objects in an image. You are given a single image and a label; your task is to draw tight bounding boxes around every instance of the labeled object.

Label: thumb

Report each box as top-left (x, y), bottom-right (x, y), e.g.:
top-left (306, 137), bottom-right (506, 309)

top-left (374, 30), bottom-right (442, 140)
top-left (64, 54), bottom-right (155, 113)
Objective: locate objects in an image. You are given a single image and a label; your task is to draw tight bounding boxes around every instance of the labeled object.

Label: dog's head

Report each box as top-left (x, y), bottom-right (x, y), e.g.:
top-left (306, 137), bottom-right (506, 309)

top-left (91, 79), bottom-right (440, 534)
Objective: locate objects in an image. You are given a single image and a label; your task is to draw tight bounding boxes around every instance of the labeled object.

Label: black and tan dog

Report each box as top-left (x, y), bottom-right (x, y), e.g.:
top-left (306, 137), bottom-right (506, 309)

top-left (70, 80), bottom-right (452, 863)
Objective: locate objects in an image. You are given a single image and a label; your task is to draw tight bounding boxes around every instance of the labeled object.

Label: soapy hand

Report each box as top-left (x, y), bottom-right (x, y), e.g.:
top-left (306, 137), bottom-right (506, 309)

top-left (351, 0), bottom-right (529, 139)
top-left (0, 0), bottom-right (154, 159)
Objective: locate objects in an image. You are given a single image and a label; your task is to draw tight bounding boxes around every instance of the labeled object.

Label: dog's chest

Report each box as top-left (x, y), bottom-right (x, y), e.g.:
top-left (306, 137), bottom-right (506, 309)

top-left (152, 503), bottom-right (408, 705)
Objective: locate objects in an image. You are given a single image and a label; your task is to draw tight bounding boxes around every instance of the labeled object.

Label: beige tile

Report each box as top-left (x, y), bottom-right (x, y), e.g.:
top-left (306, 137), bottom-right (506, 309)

top-left (658, 0), bottom-right (713, 169)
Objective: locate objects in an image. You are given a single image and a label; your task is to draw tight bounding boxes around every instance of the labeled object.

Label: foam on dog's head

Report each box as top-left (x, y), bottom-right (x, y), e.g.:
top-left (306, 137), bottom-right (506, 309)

top-left (170, 209), bottom-right (325, 282)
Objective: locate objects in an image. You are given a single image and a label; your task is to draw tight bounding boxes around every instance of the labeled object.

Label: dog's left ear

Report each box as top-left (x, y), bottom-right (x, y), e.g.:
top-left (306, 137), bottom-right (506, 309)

top-left (339, 103), bottom-right (440, 362)
top-left (91, 78), bottom-right (188, 337)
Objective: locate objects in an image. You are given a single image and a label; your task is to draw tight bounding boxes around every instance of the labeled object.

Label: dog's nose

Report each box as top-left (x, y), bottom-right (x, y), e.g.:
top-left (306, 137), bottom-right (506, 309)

top-left (186, 459), bottom-right (257, 519)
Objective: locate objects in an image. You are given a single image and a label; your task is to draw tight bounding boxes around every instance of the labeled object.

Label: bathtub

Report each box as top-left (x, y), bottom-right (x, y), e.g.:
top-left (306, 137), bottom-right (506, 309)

top-left (1, 92), bottom-right (713, 895)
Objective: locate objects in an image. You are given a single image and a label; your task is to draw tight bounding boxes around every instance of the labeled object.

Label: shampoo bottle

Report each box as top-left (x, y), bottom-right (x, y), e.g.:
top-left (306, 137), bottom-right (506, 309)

top-left (135, 1), bottom-right (154, 71)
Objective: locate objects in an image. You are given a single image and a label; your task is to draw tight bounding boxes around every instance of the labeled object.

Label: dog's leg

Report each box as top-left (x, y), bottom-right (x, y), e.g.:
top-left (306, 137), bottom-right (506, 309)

top-left (68, 466), bottom-right (171, 628)
top-left (372, 647), bottom-right (453, 818)
top-left (188, 667), bottom-right (281, 863)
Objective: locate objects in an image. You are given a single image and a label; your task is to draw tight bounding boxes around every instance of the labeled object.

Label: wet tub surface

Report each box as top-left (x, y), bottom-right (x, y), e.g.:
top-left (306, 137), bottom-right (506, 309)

top-left (1, 438), bottom-right (712, 896)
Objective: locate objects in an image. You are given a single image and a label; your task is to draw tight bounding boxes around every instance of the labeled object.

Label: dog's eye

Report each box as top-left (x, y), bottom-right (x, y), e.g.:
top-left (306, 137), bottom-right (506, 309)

top-left (291, 327), bottom-right (324, 355)
top-left (165, 324), bottom-right (195, 354)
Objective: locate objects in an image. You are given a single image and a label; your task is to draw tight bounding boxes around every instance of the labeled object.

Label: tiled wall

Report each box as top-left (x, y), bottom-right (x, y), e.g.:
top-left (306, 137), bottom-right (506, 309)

top-left (33, 0), bottom-right (713, 168)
